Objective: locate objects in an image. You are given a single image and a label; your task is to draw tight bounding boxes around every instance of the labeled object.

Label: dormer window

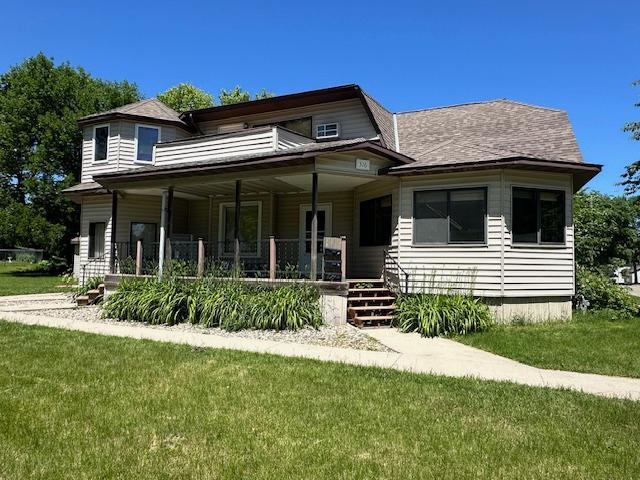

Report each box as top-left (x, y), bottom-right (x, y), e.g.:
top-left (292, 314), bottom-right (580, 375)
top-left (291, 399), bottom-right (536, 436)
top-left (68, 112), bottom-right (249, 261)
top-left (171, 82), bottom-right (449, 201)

top-left (93, 125), bottom-right (109, 162)
top-left (316, 122), bottom-right (339, 140)
top-left (135, 125), bottom-right (161, 162)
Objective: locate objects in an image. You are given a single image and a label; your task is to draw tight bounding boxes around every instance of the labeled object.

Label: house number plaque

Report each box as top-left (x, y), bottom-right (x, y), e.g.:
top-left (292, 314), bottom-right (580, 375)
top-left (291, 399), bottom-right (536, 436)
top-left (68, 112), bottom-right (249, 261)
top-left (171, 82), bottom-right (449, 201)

top-left (355, 158), bottom-right (370, 171)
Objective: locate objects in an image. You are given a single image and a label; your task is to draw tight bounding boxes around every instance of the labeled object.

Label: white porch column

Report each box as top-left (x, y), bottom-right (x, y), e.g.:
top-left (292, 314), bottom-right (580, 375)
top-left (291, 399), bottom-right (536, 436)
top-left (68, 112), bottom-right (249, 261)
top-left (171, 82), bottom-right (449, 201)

top-left (310, 172), bottom-right (318, 281)
top-left (158, 189), bottom-right (169, 280)
top-left (234, 180), bottom-right (241, 271)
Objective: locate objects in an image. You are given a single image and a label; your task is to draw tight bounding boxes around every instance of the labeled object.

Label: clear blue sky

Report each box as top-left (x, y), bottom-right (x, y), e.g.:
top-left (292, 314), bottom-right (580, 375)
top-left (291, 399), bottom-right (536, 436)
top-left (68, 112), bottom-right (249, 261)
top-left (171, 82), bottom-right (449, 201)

top-left (1, 0), bottom-right (638, 194)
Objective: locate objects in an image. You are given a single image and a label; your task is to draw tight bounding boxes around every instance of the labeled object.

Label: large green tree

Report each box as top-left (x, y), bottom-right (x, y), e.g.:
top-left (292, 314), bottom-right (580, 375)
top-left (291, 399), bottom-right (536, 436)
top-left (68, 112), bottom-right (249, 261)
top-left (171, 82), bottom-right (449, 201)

top-left (620, 80), bottom-right (640, 194)
top-left (574, 190), bottom-right (640, 271)
top-left (157, 83), bottom-right (215, 112)
top-left (219, 85), bottom-right (274, 105)
top-left (0, 53), bottom-right (141, 257)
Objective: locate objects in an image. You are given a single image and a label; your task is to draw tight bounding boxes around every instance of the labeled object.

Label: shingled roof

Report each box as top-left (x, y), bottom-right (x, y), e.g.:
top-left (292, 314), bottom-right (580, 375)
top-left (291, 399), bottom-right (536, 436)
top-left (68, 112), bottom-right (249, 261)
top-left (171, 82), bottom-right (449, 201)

top-left (78, 98), bottom-right (192, 130)
top-left (396, 99), bottom-right (584, 164)
top-left (361, 90), bottom-right (396, 150)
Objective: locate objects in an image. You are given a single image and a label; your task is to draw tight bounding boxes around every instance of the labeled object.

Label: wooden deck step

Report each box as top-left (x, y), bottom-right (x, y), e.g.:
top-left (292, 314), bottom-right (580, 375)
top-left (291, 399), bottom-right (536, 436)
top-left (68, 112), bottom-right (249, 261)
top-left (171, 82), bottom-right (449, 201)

top-left (348, 287), bottom-right (389, 293)
top-left (349, 305), bottom-right (396, 311)
top-left (348, 296), bottom-right (395, 302)
top-left (76, 295), bottom-right (89, 306)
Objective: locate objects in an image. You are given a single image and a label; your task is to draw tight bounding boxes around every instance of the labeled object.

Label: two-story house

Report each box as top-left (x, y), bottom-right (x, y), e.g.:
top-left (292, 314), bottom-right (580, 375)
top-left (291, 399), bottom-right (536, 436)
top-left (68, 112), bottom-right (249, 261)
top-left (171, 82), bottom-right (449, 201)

top-left (64, 84), bottom-right (601, 324)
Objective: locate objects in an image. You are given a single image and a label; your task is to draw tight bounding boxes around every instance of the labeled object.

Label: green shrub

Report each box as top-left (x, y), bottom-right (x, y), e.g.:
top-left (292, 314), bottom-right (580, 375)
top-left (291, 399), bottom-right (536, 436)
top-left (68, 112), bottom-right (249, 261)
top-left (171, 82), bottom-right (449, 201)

top-left (575, 268), bottom-right (638, 316)
top-left (394, 292), bottom-right (492, 337)
top-left (102, 278), bottom-right (322, 331)
top-left (75, 276), bottom-right (104, 297)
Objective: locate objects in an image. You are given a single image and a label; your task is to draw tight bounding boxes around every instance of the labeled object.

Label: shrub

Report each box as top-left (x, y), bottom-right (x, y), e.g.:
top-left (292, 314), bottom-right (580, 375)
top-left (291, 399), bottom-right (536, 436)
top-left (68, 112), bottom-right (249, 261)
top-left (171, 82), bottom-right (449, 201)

top-left (36, 256), bottom-right (68, 274)
top-left (394, 292), bottom-right (492, 337)
top-left (75, 276), bottom-right (104, 297)
top-left (102, 278), bottom-right (322, 331)
top-left (575, 268), bottom-right (638, 316)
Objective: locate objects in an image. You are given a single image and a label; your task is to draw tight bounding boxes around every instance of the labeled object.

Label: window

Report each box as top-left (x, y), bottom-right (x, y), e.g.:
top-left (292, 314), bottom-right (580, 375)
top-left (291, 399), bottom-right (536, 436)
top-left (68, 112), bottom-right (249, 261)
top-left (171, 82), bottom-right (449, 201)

top-left (277, 117), bottom-right (312, 137)
top-left (513, 187), bottom-right (565, 244)
top-left (130, 222), bottom-right (157, 257)
top-left (135, 125), bottom-right (160, 162)
top-left (360, 195), bottom-right (392, 246)
top-left (88, 222), bottom-right (105, 258)
top-left (316, 123), bottom-right (340, 139)
top-left (413, 188), bottom-right (486, 244)
top-left (94, 125), bottom-right (109, 161)
top-left (220, 202), bottom-right (261, 255)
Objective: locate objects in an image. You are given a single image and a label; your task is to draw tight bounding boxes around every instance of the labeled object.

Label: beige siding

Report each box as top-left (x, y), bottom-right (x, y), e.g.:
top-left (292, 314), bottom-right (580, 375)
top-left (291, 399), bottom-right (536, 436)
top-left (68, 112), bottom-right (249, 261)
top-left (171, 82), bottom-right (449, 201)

top-left (80, 121), bottom-right (191, 182)
top-left (79, 195), bottom-right (112, 270)
top-left (351, 179), bottom-right (400, 278)
top-left (198, 99), bottom-right (378, 141)
top-left (398, 171), bottom-right (503, 296)
top-left (502, 171), bottom-right (574, 296)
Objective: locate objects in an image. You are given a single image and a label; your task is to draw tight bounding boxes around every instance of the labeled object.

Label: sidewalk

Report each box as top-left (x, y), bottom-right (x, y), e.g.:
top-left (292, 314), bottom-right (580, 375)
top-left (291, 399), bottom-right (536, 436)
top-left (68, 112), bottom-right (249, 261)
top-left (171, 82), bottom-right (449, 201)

top-left (2, 307), bottom-right (640, 401)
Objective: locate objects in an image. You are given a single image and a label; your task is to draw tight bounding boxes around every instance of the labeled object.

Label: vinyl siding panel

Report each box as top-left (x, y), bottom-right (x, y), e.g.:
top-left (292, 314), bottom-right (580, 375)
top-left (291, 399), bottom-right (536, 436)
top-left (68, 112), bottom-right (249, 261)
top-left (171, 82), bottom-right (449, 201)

top-left (79, 196), bottom-right (112, 270)
top-left (198, 99), bottom-right (378, 141)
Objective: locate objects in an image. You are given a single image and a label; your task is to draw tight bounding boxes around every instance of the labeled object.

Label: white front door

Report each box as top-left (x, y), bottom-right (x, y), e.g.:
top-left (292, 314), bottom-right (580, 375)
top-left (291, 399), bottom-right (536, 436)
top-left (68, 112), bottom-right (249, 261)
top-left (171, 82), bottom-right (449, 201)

top-left (299, 203), bottom-right (332, 272)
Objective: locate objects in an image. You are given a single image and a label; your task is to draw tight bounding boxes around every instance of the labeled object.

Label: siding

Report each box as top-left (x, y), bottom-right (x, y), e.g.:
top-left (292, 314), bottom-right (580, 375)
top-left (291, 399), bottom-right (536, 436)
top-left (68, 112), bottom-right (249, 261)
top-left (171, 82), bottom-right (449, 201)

top-left (79, 195), bottom-right (112, 270)
top-left (397, 169), bottom-right (574, 298)
top-left (198, 99), bottom-right (378, 141)
top-left (80, 121), bottom-right (190, 182)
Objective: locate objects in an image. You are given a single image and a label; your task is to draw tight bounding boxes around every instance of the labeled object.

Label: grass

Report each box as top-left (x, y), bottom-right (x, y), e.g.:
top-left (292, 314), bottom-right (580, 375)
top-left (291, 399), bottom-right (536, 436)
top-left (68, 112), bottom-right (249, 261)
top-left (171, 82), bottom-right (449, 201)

top-left (456, 311), bottom-right (640, 378)
top-left (1, 321), bottom-right (639, 479)
top-left (0, 262), bottom-right (63, 296)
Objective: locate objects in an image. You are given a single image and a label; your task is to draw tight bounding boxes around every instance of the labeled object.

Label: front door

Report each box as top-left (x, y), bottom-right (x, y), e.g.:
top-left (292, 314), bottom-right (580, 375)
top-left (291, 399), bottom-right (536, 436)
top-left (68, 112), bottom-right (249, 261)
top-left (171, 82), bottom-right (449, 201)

top-left (299, 204), bottom-right (332, 273)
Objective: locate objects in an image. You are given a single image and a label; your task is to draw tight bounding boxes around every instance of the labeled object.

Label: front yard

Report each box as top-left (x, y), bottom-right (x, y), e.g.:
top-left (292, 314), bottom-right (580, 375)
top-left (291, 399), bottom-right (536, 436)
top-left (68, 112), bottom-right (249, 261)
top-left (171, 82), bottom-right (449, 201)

top-left (1, 321), bottom-right (639, 479)
top-left (0, 262), bottom-right (64, 296)
top-left (456, 311), bottom-right (640, 378)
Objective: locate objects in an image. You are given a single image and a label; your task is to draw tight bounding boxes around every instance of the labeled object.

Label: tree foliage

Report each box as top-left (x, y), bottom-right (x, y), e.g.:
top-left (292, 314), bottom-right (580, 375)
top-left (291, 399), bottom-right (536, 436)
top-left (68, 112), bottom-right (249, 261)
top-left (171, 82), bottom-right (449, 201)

top-left (219, 85), bottom-right (274, 105)
top-left (573, 190), bottom-right (640, 270)
top-left (620, 80), bottom-right (640, 194)
top-left (0, 53), bottom-right (141, 256)
top-left (156, 83), bottom-right (215, 112)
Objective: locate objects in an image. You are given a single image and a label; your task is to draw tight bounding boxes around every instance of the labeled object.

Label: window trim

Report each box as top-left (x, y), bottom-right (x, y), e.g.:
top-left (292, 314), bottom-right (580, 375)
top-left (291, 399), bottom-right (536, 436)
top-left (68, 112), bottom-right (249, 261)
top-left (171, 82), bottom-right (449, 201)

top-left (511, 186), bottom-right (566, 246)
top-left (92, 124), bottom-right (110, 163)
top-left (88, 222), bottom-right (106, 259)
top-left (412, 186), bottom-right (488, 246)
top-left (218, 201), bottom-right (262, 257)
top-left (134, 124), bottom-right (162, 164)
top-left (316, 122), bottom-right (340, 140)
top-left (359, 194), bottom-right (393, 247)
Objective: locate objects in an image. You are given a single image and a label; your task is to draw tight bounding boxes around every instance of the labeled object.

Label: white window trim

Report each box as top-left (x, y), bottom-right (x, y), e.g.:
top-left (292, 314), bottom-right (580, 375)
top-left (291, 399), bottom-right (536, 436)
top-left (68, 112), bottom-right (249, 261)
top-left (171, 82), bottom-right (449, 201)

top-left (316, 122), bottom-right (340, 140)
top-left (218, 201), bottom-right (262, 257)
top-left (134, 124), bottom-right (162, 164)
top-left (93, 124), bottom-right (110, 163)
top-left (410, 185), bottom-right (489, 248)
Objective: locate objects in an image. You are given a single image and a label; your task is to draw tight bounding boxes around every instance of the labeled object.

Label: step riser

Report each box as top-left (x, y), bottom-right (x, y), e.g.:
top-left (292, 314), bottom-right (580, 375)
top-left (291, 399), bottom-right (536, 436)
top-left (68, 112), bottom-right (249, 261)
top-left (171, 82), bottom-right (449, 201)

top-left (347, 282), bottom-right (396, 328)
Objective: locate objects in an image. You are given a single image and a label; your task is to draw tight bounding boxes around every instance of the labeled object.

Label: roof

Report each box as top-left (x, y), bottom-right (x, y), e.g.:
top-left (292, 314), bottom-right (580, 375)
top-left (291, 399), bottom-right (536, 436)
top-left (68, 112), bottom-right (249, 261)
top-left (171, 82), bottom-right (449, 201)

top-left (396, 99), bottom-right (584, 164)
top-left (361, 90), bottom-right (396, 150)
top-left (78, 98), bottom-right (192, 131)
top-left (93, 138), bottom-right (413, 186)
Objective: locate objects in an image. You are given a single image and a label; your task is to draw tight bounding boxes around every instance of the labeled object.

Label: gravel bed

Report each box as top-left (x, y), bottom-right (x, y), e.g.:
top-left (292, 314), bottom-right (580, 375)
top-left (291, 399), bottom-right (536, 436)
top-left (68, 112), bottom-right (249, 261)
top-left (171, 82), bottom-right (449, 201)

top-left (21, 305), bottom-right (393, 352)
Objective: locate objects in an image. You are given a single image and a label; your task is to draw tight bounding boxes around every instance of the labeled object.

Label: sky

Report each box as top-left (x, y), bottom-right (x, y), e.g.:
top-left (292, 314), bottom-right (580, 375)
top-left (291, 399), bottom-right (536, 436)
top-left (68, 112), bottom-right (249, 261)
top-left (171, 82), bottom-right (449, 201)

top-left (0, 0), bottom-right (638, 194)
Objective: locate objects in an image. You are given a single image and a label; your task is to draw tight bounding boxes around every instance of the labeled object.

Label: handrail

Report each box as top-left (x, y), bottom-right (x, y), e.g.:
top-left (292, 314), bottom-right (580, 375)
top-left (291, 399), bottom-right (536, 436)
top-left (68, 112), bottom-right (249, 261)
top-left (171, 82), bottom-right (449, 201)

top-left (81, 253), bottom-right (107, 286)
top-left (383, 249), bottom-right (409, 294)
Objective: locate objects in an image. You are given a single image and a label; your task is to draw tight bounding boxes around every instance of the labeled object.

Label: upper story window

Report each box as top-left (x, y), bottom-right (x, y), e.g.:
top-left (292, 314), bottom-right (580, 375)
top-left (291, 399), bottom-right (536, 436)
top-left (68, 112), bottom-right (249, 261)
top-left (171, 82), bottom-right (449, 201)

top-left (93, 125), bottom-right (109, 162)
top-left (413, 188), bottom-right (487, 244)
top-left (316, 123), bottom-right (340, 140)
top-left (360, 195), bottom-right (392, 246)
top-left (277, 117), bottom-right (312, 137)
top-left (512, 187), bottom-right (565, 244)
top-left (135, 125), bottom-right (161, 162)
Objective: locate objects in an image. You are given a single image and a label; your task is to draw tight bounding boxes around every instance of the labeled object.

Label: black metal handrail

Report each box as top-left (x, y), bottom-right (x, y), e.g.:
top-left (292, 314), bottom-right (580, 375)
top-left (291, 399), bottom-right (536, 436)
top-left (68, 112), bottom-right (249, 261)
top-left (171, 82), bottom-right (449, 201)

top-left (383, 249), bottom-right (409, 294)
top-left (81, 253), bottom-right (108, 286)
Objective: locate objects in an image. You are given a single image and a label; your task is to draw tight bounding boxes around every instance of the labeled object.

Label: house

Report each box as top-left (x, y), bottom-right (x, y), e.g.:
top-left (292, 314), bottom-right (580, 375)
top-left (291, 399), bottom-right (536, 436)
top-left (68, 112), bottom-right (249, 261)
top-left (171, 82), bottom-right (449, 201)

top-left (63, 84), bottom-right (601, 324)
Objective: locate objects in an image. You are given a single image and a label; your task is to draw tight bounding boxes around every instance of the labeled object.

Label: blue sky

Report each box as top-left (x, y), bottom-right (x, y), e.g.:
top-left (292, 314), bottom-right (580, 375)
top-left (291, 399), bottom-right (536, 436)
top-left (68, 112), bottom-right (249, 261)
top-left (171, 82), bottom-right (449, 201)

top-left (1, 0), bottom-right (638, 194)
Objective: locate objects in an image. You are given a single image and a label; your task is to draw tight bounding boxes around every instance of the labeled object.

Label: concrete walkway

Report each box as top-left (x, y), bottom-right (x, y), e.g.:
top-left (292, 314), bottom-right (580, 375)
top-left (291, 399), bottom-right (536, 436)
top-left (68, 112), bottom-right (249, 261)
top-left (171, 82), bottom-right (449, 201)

top-left (1, 303), bottom-right (640, 401)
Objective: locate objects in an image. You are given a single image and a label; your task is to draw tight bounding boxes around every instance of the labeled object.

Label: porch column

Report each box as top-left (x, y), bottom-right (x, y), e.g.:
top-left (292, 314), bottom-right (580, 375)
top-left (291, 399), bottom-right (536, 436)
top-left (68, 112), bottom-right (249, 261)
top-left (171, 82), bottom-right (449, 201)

top-left (109, 190), bottom-right (118, 274)
top-left (310, 172), bottom-right (318, 281)
top-left (234, 180), bottom-right (241, 271)
top-left (158, 187), bottom-right (173, 280)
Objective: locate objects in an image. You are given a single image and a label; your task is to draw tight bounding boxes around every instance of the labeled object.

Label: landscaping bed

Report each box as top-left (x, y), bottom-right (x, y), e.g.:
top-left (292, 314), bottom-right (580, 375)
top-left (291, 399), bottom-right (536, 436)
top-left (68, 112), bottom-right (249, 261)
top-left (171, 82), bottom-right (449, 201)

top-left (456, 310), bottom-right (640, 378)
top-left (1, 321), bottom-right (639, 479)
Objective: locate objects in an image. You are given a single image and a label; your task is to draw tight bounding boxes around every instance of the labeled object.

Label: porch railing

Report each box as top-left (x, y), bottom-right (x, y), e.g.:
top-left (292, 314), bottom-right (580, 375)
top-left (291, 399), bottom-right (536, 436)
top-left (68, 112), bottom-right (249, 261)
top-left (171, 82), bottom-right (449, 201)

top-left (109, 236), bottom-right (347, 282)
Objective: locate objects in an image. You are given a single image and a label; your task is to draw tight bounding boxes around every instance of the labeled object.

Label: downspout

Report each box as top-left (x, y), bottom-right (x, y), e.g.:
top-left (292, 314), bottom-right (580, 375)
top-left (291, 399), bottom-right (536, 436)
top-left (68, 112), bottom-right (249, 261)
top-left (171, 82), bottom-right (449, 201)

top-left (393, 113), bottom-right (400, 153)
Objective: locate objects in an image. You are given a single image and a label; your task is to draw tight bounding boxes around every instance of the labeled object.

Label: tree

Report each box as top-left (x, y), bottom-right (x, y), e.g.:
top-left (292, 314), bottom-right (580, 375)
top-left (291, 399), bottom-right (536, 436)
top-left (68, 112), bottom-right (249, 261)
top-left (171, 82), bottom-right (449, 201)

top-left (219, 86), bottom-right (275, 105)
top-left (156, 83), bottom-right (215, 112)
top-left (0, 53), bottom-right (141, 257)
top-left (620, 80), bottom-right (640, 194)
top-left (573, 190), bottom-right (640, 271)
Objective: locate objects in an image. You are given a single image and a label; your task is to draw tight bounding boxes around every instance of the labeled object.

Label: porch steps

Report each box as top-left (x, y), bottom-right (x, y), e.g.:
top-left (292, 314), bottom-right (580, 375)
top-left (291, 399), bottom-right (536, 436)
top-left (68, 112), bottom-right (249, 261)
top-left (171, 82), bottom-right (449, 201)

top-left (76, 284), bottom-right (105, 307)
top-left (347, 280), bottom-right (396, 328)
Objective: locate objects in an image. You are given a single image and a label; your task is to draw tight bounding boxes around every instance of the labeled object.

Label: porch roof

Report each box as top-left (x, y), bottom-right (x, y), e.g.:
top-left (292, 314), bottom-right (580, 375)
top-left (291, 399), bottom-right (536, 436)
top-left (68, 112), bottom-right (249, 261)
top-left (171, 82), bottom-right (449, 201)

top-left (93, 138), bottom-right (413, 187)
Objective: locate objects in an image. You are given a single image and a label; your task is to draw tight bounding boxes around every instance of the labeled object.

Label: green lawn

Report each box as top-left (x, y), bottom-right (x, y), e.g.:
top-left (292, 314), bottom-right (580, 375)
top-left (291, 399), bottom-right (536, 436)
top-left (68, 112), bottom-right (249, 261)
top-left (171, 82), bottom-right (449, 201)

top-left (0, 262), bottom-right (64, 296)
top-left (1, 322), bottom-right (639, 479)
top-left (456, 311), bottom-right (640, 378)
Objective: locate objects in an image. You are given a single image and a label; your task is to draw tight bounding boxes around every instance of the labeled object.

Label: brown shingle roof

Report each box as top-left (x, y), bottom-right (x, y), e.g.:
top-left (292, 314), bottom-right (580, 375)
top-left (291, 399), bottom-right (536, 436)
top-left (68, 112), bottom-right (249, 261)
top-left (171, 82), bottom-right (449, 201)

top-left (361, 90), bottom-right (396, 150)
top-left (78, 98), bottom-right (192, 130)
top-left (396, 99), bottom-right (583, 164)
